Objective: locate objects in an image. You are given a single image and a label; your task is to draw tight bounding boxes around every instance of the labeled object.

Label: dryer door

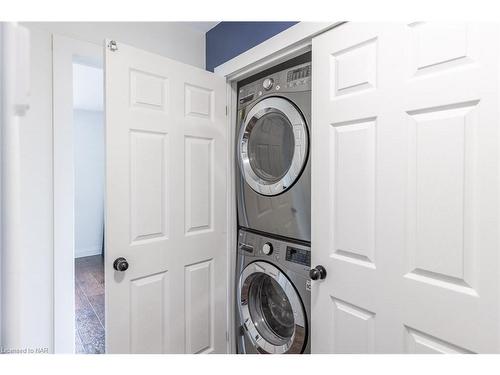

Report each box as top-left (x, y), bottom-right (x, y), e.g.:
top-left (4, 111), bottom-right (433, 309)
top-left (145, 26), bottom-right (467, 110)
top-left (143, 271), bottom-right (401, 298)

top-left (239, 97), bottom-right (308, 196)
top-left (238, 261), bottom-right (307, 354)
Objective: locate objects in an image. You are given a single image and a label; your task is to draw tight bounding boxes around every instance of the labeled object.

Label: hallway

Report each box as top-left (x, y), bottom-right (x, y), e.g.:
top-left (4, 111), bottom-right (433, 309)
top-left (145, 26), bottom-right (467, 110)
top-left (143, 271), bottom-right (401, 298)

top-left (75, 255), bottom-right (105, 354)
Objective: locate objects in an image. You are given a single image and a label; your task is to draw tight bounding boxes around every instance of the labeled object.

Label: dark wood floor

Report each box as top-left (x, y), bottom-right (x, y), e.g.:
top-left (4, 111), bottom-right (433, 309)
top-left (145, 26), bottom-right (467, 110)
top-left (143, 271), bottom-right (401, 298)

top-left (75, 255), bottom-right (105, 354)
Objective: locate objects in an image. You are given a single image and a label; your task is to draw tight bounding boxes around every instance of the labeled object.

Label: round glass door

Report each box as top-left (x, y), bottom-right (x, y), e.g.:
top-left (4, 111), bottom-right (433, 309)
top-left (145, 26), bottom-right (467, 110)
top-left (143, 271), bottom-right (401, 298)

top-left (239, 97), bottom-right (308, 196)
top-left (248, 273), bottom-right (295, 345)
top-left (238, 261), bottom-right (306, 354)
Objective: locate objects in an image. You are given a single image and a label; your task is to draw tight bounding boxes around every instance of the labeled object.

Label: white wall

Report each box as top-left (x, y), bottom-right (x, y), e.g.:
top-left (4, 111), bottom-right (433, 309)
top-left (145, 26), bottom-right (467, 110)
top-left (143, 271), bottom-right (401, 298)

top-left (73, 63), bottom-right (103, 111)
top-left (74, 109), bottom-right (104, 259)
top-left (8, 22), bottom-right (207, 352)
top-left (73, 62), bottom-right (104, 259)
top-left (10, 26), bottom-right (54, 352)
top-left (24, 22), bottom-right (206, 68)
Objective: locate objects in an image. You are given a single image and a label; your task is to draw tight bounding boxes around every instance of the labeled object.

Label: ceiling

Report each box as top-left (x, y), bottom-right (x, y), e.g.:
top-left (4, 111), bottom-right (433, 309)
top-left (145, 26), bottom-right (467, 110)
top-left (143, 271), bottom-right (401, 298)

top-left (181, 22), bottom-right (220, 33)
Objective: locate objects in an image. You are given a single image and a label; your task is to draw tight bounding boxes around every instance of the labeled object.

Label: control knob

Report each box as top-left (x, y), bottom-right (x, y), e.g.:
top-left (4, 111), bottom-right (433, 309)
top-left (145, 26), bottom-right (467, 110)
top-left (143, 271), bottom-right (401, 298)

top-left (262, 78), bottom-right (274, 90)
top-left (262, 242), bottom-right (273, 255)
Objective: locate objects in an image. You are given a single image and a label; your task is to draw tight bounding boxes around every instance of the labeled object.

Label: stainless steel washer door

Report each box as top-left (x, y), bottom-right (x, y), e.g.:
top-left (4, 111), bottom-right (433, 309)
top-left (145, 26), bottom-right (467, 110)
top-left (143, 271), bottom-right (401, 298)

top-left (239, 97), bottom-right (308, 196)
top-left (238, 261), bottom-right (306, 354)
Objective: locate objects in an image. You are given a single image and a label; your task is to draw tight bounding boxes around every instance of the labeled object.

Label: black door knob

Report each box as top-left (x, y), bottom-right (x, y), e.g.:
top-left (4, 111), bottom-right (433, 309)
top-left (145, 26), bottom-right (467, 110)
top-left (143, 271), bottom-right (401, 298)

top-left (113, 257), bottom-right (129, 272)
top-left (310, 265), bottom-right (327, 280)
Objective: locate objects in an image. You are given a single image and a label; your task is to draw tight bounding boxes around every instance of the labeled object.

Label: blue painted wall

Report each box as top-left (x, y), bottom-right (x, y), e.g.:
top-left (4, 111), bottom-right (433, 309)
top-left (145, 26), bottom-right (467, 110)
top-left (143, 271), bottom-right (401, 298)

top-left (205, 22), bottom-right (298, 72)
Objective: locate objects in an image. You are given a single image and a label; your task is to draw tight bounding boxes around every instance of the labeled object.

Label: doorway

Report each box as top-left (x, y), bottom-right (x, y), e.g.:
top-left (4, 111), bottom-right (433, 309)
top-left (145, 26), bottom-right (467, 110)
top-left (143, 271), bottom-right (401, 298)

top-left (72, 60), bottom-right (105, 353)
top-left (53, 35), bottom-right (105, 353)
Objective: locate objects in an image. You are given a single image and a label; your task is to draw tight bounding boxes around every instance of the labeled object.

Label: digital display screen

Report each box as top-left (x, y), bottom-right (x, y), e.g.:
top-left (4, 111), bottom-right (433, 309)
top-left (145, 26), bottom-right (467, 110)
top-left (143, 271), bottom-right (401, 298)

top-left (287, 65), bottom-right (311, 82)
top-left (285, 246), bottom-right (311, 266)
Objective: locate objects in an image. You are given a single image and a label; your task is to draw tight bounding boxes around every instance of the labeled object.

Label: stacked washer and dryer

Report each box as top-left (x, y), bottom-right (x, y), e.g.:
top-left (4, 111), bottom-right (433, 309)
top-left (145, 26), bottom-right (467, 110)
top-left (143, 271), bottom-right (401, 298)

top-left (235, 53), bottom-right (312, 354)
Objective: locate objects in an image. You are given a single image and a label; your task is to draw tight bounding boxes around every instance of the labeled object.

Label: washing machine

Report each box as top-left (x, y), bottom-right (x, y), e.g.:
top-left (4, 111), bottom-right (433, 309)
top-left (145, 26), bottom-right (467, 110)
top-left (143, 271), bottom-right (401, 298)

top-left (236, 229), bottom-right (311, 354)
top-left (236, 53), bottom-right (311, 243)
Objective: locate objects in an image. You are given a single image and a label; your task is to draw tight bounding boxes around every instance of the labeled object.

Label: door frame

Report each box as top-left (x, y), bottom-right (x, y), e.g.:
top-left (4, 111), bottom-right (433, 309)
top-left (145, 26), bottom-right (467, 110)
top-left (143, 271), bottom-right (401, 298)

top-left (52, 34), bottom-right (103, 353)
top-left (214, 21), bottom-right (343, 353)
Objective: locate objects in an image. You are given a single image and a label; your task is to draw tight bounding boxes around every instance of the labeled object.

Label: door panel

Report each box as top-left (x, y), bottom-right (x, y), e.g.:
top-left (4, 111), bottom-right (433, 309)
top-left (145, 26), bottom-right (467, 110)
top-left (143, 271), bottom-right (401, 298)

top-left (184, 259), bottom-right (214, 354)
top-left (408, 23), bottom-right (472, 77)
top-left (407, 103), bottom-right (478, 289)
top-left (332, 119), bottom-right (376, 266)
top-left (185, 137), bottom-right (214, 234)
top-left (106, 41), bottom-right (227, 353)
top-left (331, 298), bottom-right (376, 354)
top-left (129, 271), bottom-right (169, 353)
top-left (312, 23), bottom-right (500, 353)
top-left (405, 327), bottom-right (473, 354)
top-left (130, 130), bottom-right (168, 242)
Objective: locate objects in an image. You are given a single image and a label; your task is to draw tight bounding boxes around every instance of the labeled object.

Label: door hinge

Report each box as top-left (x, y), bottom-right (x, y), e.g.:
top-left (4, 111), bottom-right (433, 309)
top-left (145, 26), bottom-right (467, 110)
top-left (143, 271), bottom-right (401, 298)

top-left (225, 106), bottom-right (228, 116)
top-left (108, 40), bottom-right (118, 52)
top-left (226, 331), bottom-right (229, 342)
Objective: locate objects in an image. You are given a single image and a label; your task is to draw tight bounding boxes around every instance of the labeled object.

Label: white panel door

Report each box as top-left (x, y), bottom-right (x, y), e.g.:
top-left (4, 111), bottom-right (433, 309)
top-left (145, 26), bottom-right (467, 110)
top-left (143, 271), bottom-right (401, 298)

top-left (105, 41), bottom-right (227, 353)
top-left (312, 23), bottom-right (500, 353)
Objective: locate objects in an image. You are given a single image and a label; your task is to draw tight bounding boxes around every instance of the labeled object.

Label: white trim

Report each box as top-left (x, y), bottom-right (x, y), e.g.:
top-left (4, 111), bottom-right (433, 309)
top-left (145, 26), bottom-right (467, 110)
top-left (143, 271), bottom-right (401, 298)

top-left (75, 246), bottom-right (102, 259)
top-left (52, 34), bottom-right (103, 354)
top-left (225, 80), bottom-right (238, 353)
top-left (0, 22), bottom-right (4, 347)
top-left (214, 22), bottom-right (342, 80)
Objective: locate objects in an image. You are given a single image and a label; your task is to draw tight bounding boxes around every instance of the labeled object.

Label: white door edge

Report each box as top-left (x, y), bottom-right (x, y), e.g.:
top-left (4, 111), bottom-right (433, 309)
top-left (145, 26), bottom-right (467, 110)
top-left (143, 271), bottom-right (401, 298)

top-left (225, 80), bottom-right (239, 353)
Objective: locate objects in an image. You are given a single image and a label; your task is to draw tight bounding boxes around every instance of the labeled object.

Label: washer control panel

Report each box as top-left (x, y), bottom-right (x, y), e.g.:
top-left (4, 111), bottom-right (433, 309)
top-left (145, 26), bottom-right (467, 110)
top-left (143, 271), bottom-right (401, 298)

top-left (285, 246), bottom-right (310, 267)
top-left (238, 229), bottom-right (311, 276)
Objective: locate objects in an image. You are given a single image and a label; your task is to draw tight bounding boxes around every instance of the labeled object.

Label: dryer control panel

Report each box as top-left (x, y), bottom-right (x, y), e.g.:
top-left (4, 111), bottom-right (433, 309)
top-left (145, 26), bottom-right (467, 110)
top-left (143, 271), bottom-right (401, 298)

top-left (238, 61), bottom-right (312, 110)
top-left (286, 64), bottom-right (311, 88)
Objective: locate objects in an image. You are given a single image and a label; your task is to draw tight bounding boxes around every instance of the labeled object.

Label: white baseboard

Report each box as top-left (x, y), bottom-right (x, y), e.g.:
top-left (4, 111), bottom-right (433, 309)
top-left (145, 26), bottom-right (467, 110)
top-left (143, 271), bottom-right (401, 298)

top-left (75, 246), bottom-right (102, 259)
